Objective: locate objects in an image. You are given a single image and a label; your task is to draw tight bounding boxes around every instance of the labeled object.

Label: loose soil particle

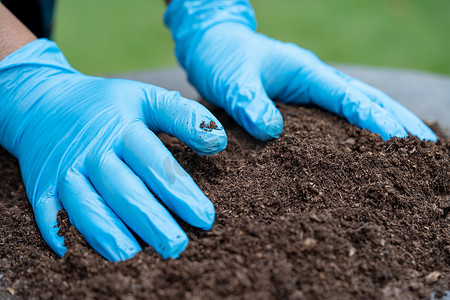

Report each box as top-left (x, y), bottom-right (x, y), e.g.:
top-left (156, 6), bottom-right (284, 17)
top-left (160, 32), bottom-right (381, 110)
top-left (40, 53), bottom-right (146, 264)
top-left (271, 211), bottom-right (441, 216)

top-left (0, 103), bottom-right (449, 300)
top-left (200, 120), bottom-right (218, 132)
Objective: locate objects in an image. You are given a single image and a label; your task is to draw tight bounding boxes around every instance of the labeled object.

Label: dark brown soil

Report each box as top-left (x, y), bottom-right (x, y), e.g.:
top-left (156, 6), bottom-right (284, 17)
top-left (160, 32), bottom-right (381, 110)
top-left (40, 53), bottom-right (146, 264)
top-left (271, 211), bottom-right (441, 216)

top-left (0, 103), bottom-right (449, 300)
top-left (200, 120), bottom-right (218, 132)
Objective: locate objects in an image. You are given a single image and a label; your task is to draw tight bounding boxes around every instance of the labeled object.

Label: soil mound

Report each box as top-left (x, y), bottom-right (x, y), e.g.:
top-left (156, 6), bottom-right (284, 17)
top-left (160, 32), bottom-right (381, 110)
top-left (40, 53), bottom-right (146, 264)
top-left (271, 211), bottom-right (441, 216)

top-left (0, 103), bottom-right (449, 299)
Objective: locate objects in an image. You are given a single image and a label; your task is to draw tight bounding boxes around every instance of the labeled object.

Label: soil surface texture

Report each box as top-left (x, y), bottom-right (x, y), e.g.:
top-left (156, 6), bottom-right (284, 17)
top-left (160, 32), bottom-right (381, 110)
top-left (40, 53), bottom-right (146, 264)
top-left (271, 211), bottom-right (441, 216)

top-left (0, 103), bottom-right (449, 300)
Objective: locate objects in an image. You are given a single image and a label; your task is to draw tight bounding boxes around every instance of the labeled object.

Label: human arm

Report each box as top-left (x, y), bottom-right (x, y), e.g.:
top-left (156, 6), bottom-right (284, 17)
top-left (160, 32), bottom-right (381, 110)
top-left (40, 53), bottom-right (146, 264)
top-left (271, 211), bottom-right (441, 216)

top-left (0, 3), bottom-right (227, 261)
top-left (163, 0), bottom-right (437, 142)
top-left (0, 3), bottom-right (36, 60)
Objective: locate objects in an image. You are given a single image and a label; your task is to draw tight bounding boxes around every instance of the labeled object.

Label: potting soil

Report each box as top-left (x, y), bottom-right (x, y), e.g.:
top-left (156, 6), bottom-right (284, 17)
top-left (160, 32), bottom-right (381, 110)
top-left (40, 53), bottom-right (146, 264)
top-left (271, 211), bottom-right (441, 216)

top-left (0, 103), bottom-right (449, 299)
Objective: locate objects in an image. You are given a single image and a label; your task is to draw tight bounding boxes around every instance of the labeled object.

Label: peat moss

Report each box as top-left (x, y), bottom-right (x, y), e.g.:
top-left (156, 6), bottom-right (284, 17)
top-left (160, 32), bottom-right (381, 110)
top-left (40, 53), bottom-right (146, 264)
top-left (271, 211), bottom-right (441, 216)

top-left (0, 103), bottom-right (448, 299)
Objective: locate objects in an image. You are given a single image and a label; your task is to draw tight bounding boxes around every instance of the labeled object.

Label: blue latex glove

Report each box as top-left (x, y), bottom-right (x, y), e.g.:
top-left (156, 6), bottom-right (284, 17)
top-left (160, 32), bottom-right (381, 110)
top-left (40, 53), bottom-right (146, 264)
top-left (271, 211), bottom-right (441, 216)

top-left (164, 0), bottom-right (437, 142)
top-left (0, 39), bottom-right (227, 261)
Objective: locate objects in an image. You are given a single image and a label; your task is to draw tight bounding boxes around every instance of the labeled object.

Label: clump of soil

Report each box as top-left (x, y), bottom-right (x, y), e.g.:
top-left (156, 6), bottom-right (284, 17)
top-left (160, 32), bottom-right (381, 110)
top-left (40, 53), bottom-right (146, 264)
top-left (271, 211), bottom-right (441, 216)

top-left (200, 120), bottom-right (218, 132)
top-left (0, 103), bottom-right (449, 300)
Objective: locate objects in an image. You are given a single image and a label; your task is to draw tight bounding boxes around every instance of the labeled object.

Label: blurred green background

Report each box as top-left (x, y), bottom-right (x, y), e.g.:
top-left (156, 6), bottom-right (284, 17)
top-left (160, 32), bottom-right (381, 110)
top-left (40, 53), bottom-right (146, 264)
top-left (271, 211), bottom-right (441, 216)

top-left (53, 0), bottom-right (450, 75)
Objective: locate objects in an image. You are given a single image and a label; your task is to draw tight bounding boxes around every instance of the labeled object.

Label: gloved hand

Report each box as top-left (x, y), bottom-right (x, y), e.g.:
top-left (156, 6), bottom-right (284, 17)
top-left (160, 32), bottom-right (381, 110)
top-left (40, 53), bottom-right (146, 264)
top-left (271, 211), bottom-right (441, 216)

top-left (164, 0), bottom-right (437, 142)
top-left (0, 39), bottom-right (227, 261)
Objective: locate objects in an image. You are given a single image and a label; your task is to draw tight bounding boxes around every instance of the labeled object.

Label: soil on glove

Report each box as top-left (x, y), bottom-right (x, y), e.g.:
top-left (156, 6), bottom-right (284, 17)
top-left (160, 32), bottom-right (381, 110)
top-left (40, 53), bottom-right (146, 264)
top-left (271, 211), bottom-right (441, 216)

top-left (0, 103), bottom-right (449, 300)
top-left (200, 120), bottom-right (218, 132)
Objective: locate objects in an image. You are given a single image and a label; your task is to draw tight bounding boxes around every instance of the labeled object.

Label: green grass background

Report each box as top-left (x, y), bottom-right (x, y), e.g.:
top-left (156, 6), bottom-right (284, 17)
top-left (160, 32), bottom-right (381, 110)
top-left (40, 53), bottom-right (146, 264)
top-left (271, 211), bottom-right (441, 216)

top-left (53, 0), bottom-right (450, 75)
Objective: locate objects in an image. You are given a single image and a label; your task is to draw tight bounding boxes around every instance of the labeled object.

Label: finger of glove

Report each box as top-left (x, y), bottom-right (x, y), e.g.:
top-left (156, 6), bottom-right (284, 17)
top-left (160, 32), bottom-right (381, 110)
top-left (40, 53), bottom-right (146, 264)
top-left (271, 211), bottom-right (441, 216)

top-left (34, 192), bottom-right (66, 257)
top-left (86, 151), bottom-right (188, 259)
top-left (332, 69), bottom-right (437, 142)
top-left (57, 168), bottom-right (142, 261)
top-left (144, 88), bottom-right (227, 155)
top-left (224, 78), bottom-right (283, 141)
top-left (122, 122), bottom-right (215, 230)
top-left (273, 52), bottom-right (407, 140)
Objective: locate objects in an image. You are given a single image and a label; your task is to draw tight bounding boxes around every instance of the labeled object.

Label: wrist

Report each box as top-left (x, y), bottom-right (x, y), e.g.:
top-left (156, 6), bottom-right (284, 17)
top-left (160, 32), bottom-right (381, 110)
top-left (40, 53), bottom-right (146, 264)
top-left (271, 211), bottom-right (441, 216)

top-left (164, 0), bottom-right (257, 67)
top-left (0, 3), bottom-right (37, 61)
top-left (0, 39), bottom-right (77, 156)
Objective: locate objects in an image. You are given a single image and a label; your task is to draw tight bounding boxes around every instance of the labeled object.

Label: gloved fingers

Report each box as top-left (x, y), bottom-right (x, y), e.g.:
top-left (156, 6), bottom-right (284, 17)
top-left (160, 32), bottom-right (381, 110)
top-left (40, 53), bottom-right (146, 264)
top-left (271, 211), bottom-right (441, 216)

top-left (122, 121), bottom-right (215, 230)
top-left (57, 167), bottom-right (142, 261)
top-left (143, 88), bottom-right (227, 155)
top-left (86, 150), bottom-right (188, 259)
top-left (313, 78), bottom-right (407, 140)
top-left (33, 191), bottom-right (66, 257)
top-left (270, 47), bottom-right (408, 140)
top-left (331, 69), bottom-right (437, 141)
top-left (221, 79), bottom-right (283, 141)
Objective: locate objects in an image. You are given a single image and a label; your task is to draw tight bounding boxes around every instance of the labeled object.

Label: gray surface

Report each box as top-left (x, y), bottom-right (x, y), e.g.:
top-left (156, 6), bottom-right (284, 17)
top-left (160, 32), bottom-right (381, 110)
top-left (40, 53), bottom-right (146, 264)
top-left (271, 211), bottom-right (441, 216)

top-left (111, 68), bottom-right (200, 101)
top-left (110, 65), bottom-right (450, 133)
